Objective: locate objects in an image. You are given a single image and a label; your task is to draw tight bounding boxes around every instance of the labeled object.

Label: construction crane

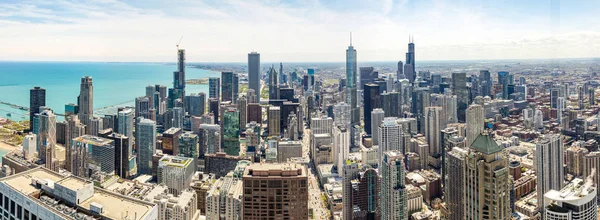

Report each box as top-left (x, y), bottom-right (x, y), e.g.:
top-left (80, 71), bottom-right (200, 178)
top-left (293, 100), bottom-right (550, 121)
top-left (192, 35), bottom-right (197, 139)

top-left (176, 36), bottom-right (184, 50)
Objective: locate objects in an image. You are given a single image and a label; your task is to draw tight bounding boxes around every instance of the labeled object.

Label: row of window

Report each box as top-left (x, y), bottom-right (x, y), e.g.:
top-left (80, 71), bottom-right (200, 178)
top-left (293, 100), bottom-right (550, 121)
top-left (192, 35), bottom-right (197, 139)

top-left (0, 192), bottom-right (40, 220)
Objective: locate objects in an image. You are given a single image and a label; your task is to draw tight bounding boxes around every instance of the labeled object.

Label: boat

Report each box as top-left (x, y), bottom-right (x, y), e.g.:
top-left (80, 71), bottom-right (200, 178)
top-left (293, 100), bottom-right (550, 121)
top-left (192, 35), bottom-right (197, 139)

top-left (6, 113), bottom-right (11, 116)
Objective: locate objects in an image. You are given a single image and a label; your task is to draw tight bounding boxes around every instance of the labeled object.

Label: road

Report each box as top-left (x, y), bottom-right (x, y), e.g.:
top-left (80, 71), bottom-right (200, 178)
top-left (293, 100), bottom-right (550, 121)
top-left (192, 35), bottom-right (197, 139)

top-left (303, 127), bottom-right (331, 220)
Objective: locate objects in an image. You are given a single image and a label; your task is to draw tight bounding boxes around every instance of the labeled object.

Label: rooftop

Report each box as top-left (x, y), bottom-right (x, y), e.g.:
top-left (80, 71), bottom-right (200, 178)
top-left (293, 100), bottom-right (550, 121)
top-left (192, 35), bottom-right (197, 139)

top-left (470, 133), bottom-right (503, 154)
top-left (73, 135), bottom-right (113, 146)
top-left (244, 163), bottom-right (307, 178)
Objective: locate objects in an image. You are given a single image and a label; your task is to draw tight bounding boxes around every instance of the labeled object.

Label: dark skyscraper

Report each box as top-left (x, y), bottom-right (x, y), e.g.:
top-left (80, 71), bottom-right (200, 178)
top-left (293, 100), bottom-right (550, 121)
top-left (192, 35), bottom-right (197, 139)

top-left (359, 67), bottom-right (377, 89)
top-left (363, 83), bottom-right (381, 135)
top-left (452, 72), bottom-right (468, 122)
top-left (479, 70), bottom-right (492, 97)
top-left (209, 77), bottom-right (220, 101)
top-left (171, 49), bottom-right (186, 105)
top-left (404, 36), bottom-right (416, 83)
top-left (248, 52), bottom-right (260, 102)
top-left (268, 66), bottom-right (279, 100)
top-left (498, 71), bottom-right (510, 99)
top-left (346, 34), bottom-right (360, 126)
top-left (29, 86), bottom-right (46, 130)
top-left (397, 61), bottom-right (404, 80)
top-left (78, 76), bottom-right (93, 133)
top-left (221, 72), bottom-right (238, 103)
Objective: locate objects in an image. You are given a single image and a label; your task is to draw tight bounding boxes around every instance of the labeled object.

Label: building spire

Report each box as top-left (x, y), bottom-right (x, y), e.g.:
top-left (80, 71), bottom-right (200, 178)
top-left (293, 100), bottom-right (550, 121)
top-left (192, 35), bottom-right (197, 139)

top-left (350, 32), bottom-right (352, 46)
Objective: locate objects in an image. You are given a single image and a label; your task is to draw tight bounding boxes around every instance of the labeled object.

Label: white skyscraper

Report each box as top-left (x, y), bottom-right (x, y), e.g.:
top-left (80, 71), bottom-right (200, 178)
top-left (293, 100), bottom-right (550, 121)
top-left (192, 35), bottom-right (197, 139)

top-left (543, 177), bottom-right (597, 220)
top-left (536, 134), bottom-right (565, 212)
top-left (311, 115), bottom-right (333, 135)
top-left (22, 133), bottom-right (36, 160)
top-left (424, 107), bottom-right (442, 156)
top-left (465, 104), bottom-right (484, 146)
top-left (333, 125), bottom-right (350, 175)
top-left (118, 108), bottom-right (134, 155)
top-left (333, 102), bottom-right (351, 129)
top-left (380, 150), bottom-right (407, 220)
top-left (371, 108), bottom-right (385, 146)
top-left (378, 117), bottom-right (403, 168)
top-left (534, 109), bottom-right (544, 130)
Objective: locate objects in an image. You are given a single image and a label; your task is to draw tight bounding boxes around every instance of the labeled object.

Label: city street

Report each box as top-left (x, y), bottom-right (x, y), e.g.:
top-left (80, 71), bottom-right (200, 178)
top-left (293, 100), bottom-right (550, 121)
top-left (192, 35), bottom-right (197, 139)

top-left (303, 127), bottom-right (331, 219)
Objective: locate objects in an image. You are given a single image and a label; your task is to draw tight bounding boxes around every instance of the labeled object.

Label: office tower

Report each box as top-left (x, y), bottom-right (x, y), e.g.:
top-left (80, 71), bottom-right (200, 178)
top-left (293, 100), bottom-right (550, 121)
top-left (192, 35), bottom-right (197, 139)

top-left (359, 67), bottom-right (377, 89)
top-left (371, 108), bottom-right (385, 146)
top-left (464, 133), bottom-right (511, 219)
top-left (307, 69), bottom-right (315, 91)
top-left (206, 161), bottom-right (248, 219)
top-left (100, 132), bottom-right (131, 178)
top-left (550, 88), bottom-right (560, 109)
top-left (179, 132), bottom-right (199, 159)
top-left (248, 52), bottom-right (260, 102)
top-left (578, 85), bottom-right (585, 109)
top-left (208, 98), bottom-right (219, 122)
top-left (286, 113), bottom-right (299, 141)
top-left (265, 106), bottom-right (281, 137)
top-left (172, 106), bottom-right (184, 129)
top-left (364, 83), bottom-right (381, 135)
top-left (78, 76), bottom-right (94, 132)
top-left (380, 150), bottom-right (407, 220)
top-left (135, 96), bottom-right (151, 119)
top-left (353, 168), bottom-right (380, 219)
top-left (117, 108), bottom-right (134, 155)
top-left (452, 72), bottom-right (467, 122)
top-left (279, 62), bottom-right (284, 84)
top-left (242, 163), bottom-right (308, 219)
top-left (88, 116), bottom-right (103, 137)
top-left (208, 77), bottom-right (220, 100)
top-left (277, 140), bottom-right (302, 162)
top-left (404, 37), bottom-right (416, 83)
top-left (333, 102), bottom-right (351, 129)
top-left (424, 107), bottom-right (442, 156)
top-left (157, 155), bottom-right (196, 196)
top-left (583, 151), bottom-right (600, 199)
top-left (381, 91), bottom-right (400, 117)
top-left (148, 188), bottom-right (199, 220)
top-left (465, 104), bottom-right (484, 146)
top-left (22, 134), bottom-right (36, 160)
top-left (396, 61), bottom-right (404, 80)
top-left (246, 103), bottom-right (262, 123)
top-left (346, 37), bottom-right (360, 126)
top-left (309, 115), bottom-right (332, 136)
top-left (163, 127), bottom-right (182, 155)
top-left (412, 87), bottom-right (430, 133)
top-left (199, 124), bottom-right (221, 156)
top-left (430, 93), bottom-right (457, 127)
top-left (342, 161), bottom-right (359, 220)
top-left (479, 70), bottom-right (492, 97)
top-left (378, 117), bottom-right (403, 168)
top-left (222, 108), bottom-right (240, 156)
top-left (71, 135), bottom-right (115, 178)
top-left (566, 145), bottom-right (587, 177)
top-left (0, 168), bottom-right (158, 220)
top-left (221, 72), bottom-right (238, 103)
top-left (237, 96), bottom-right (247, 129)
top-left (534, 109), bottom-right (544, 130)
top-left (136, 118), bottom-right (156, 175)
top-left (64, 103), bottom-right (79, 117)
top-left (498, 71), bottom-right (510, 99)
top-left (268, 66), bottom-right (279, 100)
top-left (29, 86), bottom-right (46, 130)
top-left (37, 109), bottom-right (56, 167)
top-left (446, 147), bottom-right (468, 220)
top-left (333, 125), bottom-right (350, 174)
top-left (543, 177), bottom-right (597, 220)
top-left (184, 93), bottom-right (204, 117)
top-left (171, 48), bottom-right (186, 104)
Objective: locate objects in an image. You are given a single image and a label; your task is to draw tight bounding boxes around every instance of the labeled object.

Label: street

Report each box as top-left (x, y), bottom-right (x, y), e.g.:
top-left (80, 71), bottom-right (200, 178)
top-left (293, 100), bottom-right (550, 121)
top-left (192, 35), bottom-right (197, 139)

top-left (303, 127), bottom-right (331, 220)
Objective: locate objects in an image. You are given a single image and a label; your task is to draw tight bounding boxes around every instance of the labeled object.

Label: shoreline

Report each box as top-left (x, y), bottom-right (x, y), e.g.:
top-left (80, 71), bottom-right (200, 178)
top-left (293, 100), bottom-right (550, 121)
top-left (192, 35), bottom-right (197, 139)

top-left (0, 141), bottom-right (18, 152)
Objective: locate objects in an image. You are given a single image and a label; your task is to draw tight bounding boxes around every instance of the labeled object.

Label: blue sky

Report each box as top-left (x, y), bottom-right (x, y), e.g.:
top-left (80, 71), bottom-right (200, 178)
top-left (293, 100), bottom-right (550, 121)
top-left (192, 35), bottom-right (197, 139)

top-left (1, 0), bottom-right (599, 62)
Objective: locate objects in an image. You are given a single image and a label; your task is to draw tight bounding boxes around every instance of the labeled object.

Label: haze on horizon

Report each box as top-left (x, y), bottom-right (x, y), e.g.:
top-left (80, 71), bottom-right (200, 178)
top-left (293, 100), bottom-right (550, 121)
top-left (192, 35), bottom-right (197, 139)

top-left (1, 0), bottom-right (599, 62)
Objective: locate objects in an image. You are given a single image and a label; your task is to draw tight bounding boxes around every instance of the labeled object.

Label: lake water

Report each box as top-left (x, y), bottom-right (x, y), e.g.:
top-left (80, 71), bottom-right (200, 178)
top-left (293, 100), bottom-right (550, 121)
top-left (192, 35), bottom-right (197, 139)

top-left (0, 62), bottom-right (217, 121)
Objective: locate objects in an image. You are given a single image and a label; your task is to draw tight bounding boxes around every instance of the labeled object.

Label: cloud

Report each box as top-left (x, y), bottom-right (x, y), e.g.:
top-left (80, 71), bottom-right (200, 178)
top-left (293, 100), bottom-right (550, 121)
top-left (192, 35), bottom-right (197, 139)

top-left (0, 0), bottom-right (598, 62)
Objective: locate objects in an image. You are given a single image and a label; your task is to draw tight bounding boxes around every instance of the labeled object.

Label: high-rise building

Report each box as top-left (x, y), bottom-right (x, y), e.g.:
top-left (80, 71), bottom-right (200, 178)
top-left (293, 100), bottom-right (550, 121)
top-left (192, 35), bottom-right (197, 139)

top-left (311, 115), bottom-right (333, 135)
top-left (404, 37), bottom-right (416, 83)
top-left (71, 135), bottom-right (115, 178)
top-left (465, 104), bottom-right (484, 146)
top-left (543, 177), bottom-right (597, 220)
top-left (209, 77), bottom-right (220, 101)
top-left (333, 125), bottom-right (350, 174)
top-left (101, 132), bottom-right (131, 178)
top-left (118, 108), bottom-right (134, 155)
top-left (242, 163), bottom-right (308, 219)
top-left (157, 155), bottom-right (196, 196)
top-left (221, 72), bottom-right (238, 103)
top-left (163, 127), bottom-right (182, 155)
top-left (179, 132), bottom-right (199, 159)
top-left (380, 150), bottom-right (407, 220)
top-left (371, 108), bottom-right (385, 146)
top-left (246, 103), bottom-right (262, 123)
top-left (364, 83), bottom-right (381, 135)
top-left (424, 107), bottom-right (442, 157)
top-left (237, 96), bottom-right (247, 129)
top-left (222, 108), bottom-right (240, 156)
top-left (135, 96), bottom-right (151, 119)
top-left (550, 88), bottom-right (560, 109)
top-left (37, 109), bottom-right (56, 168)
top-left (359, 67), bottom-right (377, 89)
top-left (29, 86), bottom-right (46, 131)
top-left (206, 161), bottom-right (248, 220)
top-left (479, 70), bottom-right (492, 97)
top-left (184, 93), bottom-right (205, 117)
top-left (582, 151), bottom-right (600, 199)
top-left (333, 102), bottom-right (351, 129)
top-left (452, 72), bottom-right (467, 122)
top-left (342, 161), bottom-right (359, 220)
top-left (248, 52), bottom-right (260, 102)
top-left (22, 133), bottom-right (36, 160)
top-left (88, 116), bottom-right (103, 137)
top-left (136, 118), bottom-right (156, 175)
top-left (171, 48), bottom-right (186, 104)
top-left (268, 66), bottom-right (279, 100)
top-left (78, 76), bottom-right (94, 132)
top-left (286, 113), bottom-right (299, 141)
top-left (463, 133), bottom-right (511, 219)
top-left (446, 147), bottom-right (468, 220)
top-left (268, 106), bottom-right (281, 137)
top-left (536, 134), bottom-right (565, 211)
top-left (381, 91), bottom-right (400, 117)
top-left (277, 140), bottom-right (302, 162)
top-left (396, 61), bottom-right (404, 80)
top-left (199, 124), bottom-right (221, 156)
top-left (378, 117), bottom-right (403, 168)
top-left (346, 37), bottom-right (360, 126)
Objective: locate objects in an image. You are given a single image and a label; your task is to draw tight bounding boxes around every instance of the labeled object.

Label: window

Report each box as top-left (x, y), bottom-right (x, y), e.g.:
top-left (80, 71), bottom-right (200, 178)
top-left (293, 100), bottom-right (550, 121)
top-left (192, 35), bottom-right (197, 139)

top-left (9, 200), bottom-right (14, 215)
top-left (16, 205), bottom-right (21, 219)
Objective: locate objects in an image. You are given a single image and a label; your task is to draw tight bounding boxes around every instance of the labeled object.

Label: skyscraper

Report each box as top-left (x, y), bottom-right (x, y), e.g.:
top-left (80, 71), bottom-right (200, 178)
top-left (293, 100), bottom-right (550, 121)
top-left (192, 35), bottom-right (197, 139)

top-left (184, 93), bottom-right (205, 117)
top-left (71, 135), bottom-right (115, 178)
top-left (543, 177), bottom-right (597, 220)
top-left (78, 76), bottom-right (93, 132)
top-left (179, 132), bottom-right (199, 159)
top-left (136, 118), bottom-right (156, 175)
top-left (359, 67), bottom-right (377, 89)
top-left (268, 106), bottom-right (281, 137)
top-left (465, 104), bottom-right (484, 146)
top-left (117, 108), bottom-right (134, 155)
top-left (37, 109), bottom-right (56, 167)
top-left (378, 117), bottom-right (403, 168)
top-left (380, 150), bottom-right (407, 220)
top-left (209, 77), bottom-right (220, 100)
top-left (404, 37), bottom-right (415, 83)
top-left (268, 66), bottom-right (279, 100)
top-left (222, 108), bottom-right (240, 156)
top-left (364, 83), bottom-right (381, 135)
top-left (396, 61), bottom-right (404, 80)
top-left (371, 108), bottom-right (385, 146)
top-left (451, 72), bottom-right (467, 122)
top-left (248, 52), bottom-right (260, 102)
top-left (446, 147), bottom-right (468, 220)
top-left (221, 72), bottom-right (238, 103)
top-left (536, 134), bottom-right (565, 212)
top-left (333, 125), bottom-right (350, 174)
top-left (479, 70), bottom-right (492, 97)
top-left (333, 102), bottom-right (351, 129)
top-left (346, 36), bottom-right (360, 126)
top-left (29, 86), bottom-right (46, 131)
top-left (237, 96), bottom-right (247, 129)
top-left (158, 155), bottom-right (196, 196)
top-left (424, 106), bottom-right (442, 157)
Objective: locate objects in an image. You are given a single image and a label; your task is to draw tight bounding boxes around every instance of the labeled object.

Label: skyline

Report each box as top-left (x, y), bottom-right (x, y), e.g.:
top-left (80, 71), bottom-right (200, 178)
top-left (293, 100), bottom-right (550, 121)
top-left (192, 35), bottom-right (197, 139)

top-left (0, 0), bottom-right (599, 62)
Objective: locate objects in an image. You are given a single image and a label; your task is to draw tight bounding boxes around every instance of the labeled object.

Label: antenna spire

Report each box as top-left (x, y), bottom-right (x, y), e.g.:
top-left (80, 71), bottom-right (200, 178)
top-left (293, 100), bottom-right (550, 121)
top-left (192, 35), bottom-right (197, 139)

top-left (350, 32), bottom-right (352, 46)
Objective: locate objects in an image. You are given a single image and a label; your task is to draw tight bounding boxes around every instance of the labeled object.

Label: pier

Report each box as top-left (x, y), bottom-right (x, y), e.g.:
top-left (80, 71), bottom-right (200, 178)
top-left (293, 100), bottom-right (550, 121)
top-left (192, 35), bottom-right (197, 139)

top-left (0, 100), bottom-right (134, 118)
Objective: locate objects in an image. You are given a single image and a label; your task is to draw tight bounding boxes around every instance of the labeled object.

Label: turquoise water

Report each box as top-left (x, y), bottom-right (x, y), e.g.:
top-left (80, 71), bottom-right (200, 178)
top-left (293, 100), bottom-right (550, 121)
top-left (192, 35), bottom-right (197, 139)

top-left (0, 148), bottom-right (8, 159)
top-left (0, 62), bottom-right (217, 121)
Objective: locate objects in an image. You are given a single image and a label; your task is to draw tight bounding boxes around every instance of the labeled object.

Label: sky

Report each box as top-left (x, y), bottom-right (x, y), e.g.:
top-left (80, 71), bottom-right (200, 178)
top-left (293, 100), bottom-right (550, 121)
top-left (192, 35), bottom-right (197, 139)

top-left (1, 0), bottom-right (599, 62)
